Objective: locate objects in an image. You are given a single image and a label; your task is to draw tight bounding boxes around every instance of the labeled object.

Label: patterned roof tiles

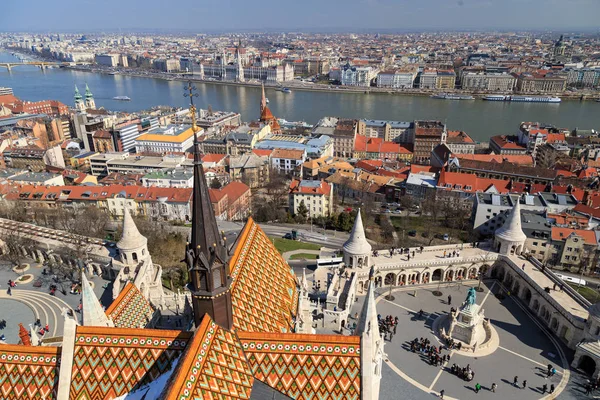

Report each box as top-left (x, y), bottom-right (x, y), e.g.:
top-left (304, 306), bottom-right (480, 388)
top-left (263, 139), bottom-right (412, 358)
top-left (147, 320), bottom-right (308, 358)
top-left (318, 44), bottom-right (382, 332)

top-left (70, 326), bottom-right (192, 400)
top-left (238, 332), bottom-right (361, 400)
top-left (164, 315), bottom-right (254, 400)
top-left (0, 344), bottom-right (61, 400)
top-left (229, 218), bottom-right (298, 333)
top-left (105, 282), bottom-right (155, 329)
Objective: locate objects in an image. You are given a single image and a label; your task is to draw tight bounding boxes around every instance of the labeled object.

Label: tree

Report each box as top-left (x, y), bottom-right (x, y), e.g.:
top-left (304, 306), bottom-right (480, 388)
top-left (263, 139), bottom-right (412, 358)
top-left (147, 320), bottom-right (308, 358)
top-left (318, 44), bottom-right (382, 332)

top-left (210, 177), bottom-right (222, 189)
top-left (296, 200), bottom-right (309, 224)
top-left (379, 215), bottom-right (395, 243)
top-left (336, 212), bottom-right (353, 232)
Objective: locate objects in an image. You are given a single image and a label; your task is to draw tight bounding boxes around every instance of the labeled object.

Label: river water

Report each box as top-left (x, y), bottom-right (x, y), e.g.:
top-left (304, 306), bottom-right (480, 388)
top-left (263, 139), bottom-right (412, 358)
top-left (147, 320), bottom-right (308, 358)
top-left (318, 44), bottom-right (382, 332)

top-left (1, 51), bottom-right (599, 142)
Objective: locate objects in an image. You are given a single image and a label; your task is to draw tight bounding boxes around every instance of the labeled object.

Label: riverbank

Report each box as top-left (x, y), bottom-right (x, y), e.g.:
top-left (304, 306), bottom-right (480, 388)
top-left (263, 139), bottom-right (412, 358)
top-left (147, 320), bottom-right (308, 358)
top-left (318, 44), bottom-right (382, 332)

top-left (62, 64), bottom-right (600, 102)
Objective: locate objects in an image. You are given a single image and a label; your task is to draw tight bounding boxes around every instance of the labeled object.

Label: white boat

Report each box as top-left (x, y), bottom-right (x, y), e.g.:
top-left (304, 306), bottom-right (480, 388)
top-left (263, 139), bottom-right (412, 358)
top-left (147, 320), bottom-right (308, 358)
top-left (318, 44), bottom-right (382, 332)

top-left (509, 96), bottom-right (561, 103)
top-left (113, 96), bottom-right (131, 101)
top-left (483, 95), bottom-right (509, 101)
top-left (431, 93), bottom-right (475, 100)
top-left (281, 88), bottom-right (292, 93)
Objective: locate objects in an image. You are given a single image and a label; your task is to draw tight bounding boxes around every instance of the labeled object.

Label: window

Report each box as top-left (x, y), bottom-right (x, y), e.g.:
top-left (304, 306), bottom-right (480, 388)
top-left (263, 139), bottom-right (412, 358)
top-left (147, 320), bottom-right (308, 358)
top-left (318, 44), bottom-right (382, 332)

top-left (533, 242), bottom-right (538, 246)
top-left (531, 250), bottom-right (536, 254)
top-left (493, 213), bottom-right (497, 217)
top-left (540, 251), bottom-right (545, 256)
top-left (565, 255), bottom-right (570, 260)
top-left (572, 256), bottom-right (577, 261)
top-left (567, 247), bottom-right (573, 252)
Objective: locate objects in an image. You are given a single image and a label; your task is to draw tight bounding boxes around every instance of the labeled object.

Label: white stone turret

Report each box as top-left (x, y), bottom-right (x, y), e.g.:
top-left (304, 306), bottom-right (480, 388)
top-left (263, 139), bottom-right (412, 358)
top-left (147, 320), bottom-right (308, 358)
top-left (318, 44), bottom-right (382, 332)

top-left (494, 197), bottom-right (527, 255)
top-left (343, 210), bottom-right (372, 268)
top-left (81, 272), bottom-right (113, 327)
top-left (117, 208), bottom-right (149, 265)
top-left (357, 270), bottom-right (383, 400)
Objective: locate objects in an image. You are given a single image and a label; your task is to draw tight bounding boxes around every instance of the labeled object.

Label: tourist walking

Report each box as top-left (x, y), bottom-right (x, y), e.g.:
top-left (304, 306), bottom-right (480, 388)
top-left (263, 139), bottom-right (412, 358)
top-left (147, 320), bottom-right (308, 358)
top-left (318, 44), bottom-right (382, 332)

top-left (550, 384), bottom-right (555, 393)
top-left (439, 389), bottom-right (445, 399)
top-left (448, 295), bottom-right (452, 305)
top-left (474, 383), bottom-right (481, 393)
top-left (542, 384), bottom-right (547, 394)
top-left (522, 380), bottom-right (527, 389)
top-left (513, 376), bottom-right (518, 387)
top-left (491, 383), bottom-right (497, 393)
top-left (7, 286), bottom-right (11, 296)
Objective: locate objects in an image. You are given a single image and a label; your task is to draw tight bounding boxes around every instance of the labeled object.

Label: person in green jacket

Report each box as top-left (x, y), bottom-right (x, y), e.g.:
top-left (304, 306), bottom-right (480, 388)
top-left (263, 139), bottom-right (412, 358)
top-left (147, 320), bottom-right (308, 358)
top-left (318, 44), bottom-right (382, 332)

top-left (475, 383), bottom-right (482, 393)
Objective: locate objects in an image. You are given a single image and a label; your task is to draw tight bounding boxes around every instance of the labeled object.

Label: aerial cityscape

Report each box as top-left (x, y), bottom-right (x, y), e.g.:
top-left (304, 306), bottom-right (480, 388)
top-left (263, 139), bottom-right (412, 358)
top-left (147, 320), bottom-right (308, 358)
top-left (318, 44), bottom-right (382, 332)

top-left (1, 6), bottom-right (600, 400)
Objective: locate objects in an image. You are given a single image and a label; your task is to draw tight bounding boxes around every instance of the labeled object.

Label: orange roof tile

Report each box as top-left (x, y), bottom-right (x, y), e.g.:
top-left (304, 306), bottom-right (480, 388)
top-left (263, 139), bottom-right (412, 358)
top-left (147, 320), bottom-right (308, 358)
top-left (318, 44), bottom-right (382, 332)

top-left (252, 149), bottom-right (273, 157)
top-left (69, 326), bottom-right (192, 399)
top-left (238, 331), bottom-right (361, 400)
top-left (229, 218), bottom-right (298, 333)
top-left (272, 148), bottom-right (305, 160)
top-left (164, 315), bottom-right (254, 400)
top-left (105, 282), bottom-right (155, 329)
top-left (0, 345), bottom-right (60, 399)
top-left (551, 227), bottom-right (597, 245)
top-left (455, 154), bottom-right (534, 166)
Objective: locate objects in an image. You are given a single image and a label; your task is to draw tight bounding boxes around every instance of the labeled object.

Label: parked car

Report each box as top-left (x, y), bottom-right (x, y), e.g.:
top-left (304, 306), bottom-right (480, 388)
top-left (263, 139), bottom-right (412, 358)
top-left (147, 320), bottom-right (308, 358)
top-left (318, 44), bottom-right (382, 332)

top-left (408, 230), bottom-right (417, 237)
top-left (443, 234), bottom-right (449, 241)
top-left (393, 209), bottom-right (402, 214)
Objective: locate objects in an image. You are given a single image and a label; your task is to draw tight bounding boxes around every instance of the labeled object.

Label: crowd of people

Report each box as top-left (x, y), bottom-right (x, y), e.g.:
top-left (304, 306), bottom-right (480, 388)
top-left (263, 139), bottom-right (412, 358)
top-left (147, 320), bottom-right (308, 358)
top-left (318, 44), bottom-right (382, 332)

top-left (378, 314), bottom-right (398, 341)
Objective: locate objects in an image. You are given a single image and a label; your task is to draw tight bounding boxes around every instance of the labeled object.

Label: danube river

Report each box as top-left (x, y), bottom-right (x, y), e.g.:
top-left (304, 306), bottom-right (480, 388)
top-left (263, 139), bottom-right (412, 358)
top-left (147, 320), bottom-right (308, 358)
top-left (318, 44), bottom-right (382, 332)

top-left (1, 51), bottom-right (599, 142)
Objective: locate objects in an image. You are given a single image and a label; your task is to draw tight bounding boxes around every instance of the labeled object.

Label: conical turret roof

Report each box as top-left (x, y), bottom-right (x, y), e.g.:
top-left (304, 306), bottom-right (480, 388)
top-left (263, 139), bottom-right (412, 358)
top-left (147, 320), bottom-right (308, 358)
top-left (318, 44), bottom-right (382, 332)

top-left (81, 272), bottom-right (113, 327)
top-left (495, 197), bottom-right (527, 242)
top-left (117, 208), bottom-right (147, 251)
top-left (84, 83), bottom-right (93, 98)
top-left (343, 210), bottom-right (372, 255)
top-left (74, 85), bottom-right (82, 101)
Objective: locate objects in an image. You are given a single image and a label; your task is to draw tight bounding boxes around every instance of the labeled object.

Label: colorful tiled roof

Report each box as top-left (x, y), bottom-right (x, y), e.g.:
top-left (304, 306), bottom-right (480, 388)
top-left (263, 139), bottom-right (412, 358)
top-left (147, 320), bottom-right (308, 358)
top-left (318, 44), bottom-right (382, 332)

top-left (0, 344), bottom-right (61, 399)
top-left (164, 315), bottom-right (254, 400)
top-left (238, 332), bottom-right (361, 400)
top-left (229, 218), bottom-right (298, 333)
top-left (105, 282), bottom-right (155, 329)
top-left (70, 326), bottom-right (192, 399)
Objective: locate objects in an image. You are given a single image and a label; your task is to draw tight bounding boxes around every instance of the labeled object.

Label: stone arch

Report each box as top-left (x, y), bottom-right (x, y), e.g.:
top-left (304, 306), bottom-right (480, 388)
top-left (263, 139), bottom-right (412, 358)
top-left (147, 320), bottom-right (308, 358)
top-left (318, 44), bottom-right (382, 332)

top-left (550, 317), bottom-right (559, 332)
top-left (358, 281), bottom-right (364, 293)
top-left (446, 270), bottom-right (455, 281)
top-left (512, 280), bottom-right (521, 297)
top-left (422, 272), bottom-right (430, 284)
top-left (532, 298), bottom-right (540, 312)
top-left (341, 320), bottom-right (346, 329)
top-left (432, 269), bottom-right (443, 282)
top-left (132, 252), bottom-right (138, 262)
top-left (468, 267), bottom-right (477, 279)
top-left (480, 264), bottom-right (490, 276)
top-left (384, 273), bottom-right (396, 286)
top-left (540, 305), bottom-right (550, 322)
top-left (560, 325), bottom-right (571, 343)
top-left (578, 355), bottom-right (597, 376)
top-left (374, 276), bottom-right (382, 288)
top-left (398, 274), bottom-right (406, 285)
top-left (522, 287), bottom-right (532, 304)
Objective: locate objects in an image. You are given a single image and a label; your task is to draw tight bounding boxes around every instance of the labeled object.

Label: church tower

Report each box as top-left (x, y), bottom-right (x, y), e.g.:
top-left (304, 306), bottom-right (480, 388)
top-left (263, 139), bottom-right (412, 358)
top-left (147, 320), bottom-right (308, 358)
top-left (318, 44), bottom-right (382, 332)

top-left (185, 123), bottom-right (234, 330)
top-left (236, 39), bottom-right (245, 83)
top-left (84, 84), bottom-right (96, 109)
top-left (74, 85), bottom-right (85, 112)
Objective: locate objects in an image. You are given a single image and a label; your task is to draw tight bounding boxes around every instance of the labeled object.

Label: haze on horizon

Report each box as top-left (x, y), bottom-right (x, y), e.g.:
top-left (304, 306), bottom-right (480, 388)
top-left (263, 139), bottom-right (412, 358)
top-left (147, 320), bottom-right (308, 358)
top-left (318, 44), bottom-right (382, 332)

top-left (2, 0), bottom-right (600, 33)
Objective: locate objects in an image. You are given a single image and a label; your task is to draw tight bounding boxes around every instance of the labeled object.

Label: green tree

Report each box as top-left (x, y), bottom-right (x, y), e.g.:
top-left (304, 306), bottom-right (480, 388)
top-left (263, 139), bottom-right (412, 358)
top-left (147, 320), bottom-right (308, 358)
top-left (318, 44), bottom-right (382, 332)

top-left (210, 177), bottom-right (222, 189)
top-left (296, 200), bottom-right (309, 224)
top-left (336, 212), bottom-right (353, 231)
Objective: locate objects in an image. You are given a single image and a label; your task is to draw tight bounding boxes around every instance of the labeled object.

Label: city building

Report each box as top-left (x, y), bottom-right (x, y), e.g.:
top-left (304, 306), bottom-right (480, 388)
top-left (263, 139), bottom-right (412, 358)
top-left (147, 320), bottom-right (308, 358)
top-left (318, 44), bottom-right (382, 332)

top-left (227, 153), bottom-right (270, 188)
top-left (289, 179), bottom-right (333, 217)
top-left (412, 120), bottom-right (447, 164)
top-left (353, 135), bottom-right (413, 162)
top-left (358, 119), bottom-right (413, 143)
top-left (209, 181), bottom-right (252, 221)
top-left (331, 119), bottom-right (358, 158)
top-left (340, 64), bottom-right (378, 87)
top-left (462, 72), bottom-right (516, 91)
top-left (271, 148), bottom-right (307, 174)
top-left (376, 66), bottom-right (417, 89)
top-left (134, 125), bottom-right (199, 154)
top-left (516, 72), bottom-right (567, 93)
top-left (489, 135), bottom-right (528, 155)
top-left (445, 130), bottom-right (475, 154)
top-left (141, 168), bottom-right (194, 188)
top-left (3, 99), bottom-right (68, 116)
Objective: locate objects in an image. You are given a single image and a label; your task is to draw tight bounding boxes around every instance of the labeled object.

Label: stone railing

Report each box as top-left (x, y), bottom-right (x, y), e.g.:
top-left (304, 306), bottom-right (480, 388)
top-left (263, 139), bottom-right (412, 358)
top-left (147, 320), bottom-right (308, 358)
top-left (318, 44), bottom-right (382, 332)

top-left (375, 254), bottom-right (500, 272)
top-left (527, 256), bottom-right (591, 309)
top-left (501, 256), bottom-right (586, 330)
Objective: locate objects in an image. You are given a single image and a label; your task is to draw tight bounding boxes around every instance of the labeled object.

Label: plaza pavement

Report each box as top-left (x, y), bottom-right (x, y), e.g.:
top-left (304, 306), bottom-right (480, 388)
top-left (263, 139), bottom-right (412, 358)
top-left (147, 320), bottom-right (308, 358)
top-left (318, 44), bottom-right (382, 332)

top-left (334, 281), bottom-right (593, 400)
top-left (0, 258), bottom-right (112, 343)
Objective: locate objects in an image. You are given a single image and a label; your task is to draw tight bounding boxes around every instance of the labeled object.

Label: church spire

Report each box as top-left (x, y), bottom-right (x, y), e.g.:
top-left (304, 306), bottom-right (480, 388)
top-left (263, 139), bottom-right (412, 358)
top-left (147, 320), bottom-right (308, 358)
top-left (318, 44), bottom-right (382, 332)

top-left (81, 272), bottom-right (113, 327)
top-left (260, 83), bottom-right (267, 115)
top-left (185, 82), bottom-right (233, 330)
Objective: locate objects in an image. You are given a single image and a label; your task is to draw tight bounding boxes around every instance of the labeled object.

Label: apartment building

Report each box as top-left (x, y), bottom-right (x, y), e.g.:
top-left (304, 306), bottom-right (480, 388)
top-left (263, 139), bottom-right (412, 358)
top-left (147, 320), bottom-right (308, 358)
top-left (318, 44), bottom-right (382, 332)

top-left (289, 179), bottom-right (333, 218)
top-left (331, 119), bottom-right (358, 158)
top-left (516, 73), bottom-right (567, 93)
top-left (271, 148), bottom-right (307, 174)
top-left (135, 125), bottom-right (199, 154)
top-left (376, 66), bottom-right (418, 89)
top-left (412, 120), bottom-right (447, 164)
top-left (462, 72), bottom-right (516, 91)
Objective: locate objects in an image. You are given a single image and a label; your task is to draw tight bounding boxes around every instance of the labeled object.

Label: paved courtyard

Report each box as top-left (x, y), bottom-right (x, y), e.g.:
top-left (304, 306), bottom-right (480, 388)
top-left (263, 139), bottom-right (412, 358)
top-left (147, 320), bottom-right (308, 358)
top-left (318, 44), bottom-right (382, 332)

top-left (355, 280), bottom-right (592, 400)
top-left (0, 258), bottom-right (112, 343)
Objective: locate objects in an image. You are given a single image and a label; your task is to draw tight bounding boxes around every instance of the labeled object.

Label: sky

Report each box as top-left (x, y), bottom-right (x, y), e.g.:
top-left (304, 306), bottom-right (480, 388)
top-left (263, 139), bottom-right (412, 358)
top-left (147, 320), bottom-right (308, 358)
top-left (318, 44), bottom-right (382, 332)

top-left (2, 0), bottom-right (600, 32)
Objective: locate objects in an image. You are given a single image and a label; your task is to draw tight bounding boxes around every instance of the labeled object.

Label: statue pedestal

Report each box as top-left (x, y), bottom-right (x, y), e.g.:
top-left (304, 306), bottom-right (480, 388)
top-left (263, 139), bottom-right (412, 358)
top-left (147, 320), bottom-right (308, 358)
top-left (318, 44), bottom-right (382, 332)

top-left (450, 304), bottom-right (485, 346)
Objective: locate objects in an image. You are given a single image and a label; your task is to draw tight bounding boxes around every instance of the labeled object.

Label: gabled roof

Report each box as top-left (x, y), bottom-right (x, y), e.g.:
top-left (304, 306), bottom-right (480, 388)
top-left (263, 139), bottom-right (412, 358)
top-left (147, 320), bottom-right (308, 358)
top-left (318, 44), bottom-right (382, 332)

top-left (163, 315), bottom-right (254, 400)
top-left (0, 345), bottom-right (61, 399)
top-left (454, 153), bottom-right (534, 166)
top-left (70, 326), bottom-right (192, 399)
top-left (238, 331), bottom-right (361, 400)
top-left (551, 227), bottom-right (598, 245)
top-left (105, 282), bottom-right (155, 329)
top-left (229, 218), bottom-right (298, 333)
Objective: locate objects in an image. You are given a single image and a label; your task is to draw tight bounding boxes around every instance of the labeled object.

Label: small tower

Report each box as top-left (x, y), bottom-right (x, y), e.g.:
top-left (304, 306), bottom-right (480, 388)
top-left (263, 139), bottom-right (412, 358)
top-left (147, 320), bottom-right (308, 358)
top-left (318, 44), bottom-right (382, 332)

top-left (81, 272), bottom-right (114, 327)
top-left (117, 208), bottom-right (149, 266)
top-left (198, 63), bottom-right (205, 80)
top-left (494, 197), bottom-right (527, 255)
top-left (74, 85), bottom-right (85, 112)
top-left (342, 209), bottom-right (372, 268)
top-left (84, 83), bottom-right (96, 109)
top-left (357, 268), bottom-right (384, 400)
top-left (236, 40), bottom-right (245, 83)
